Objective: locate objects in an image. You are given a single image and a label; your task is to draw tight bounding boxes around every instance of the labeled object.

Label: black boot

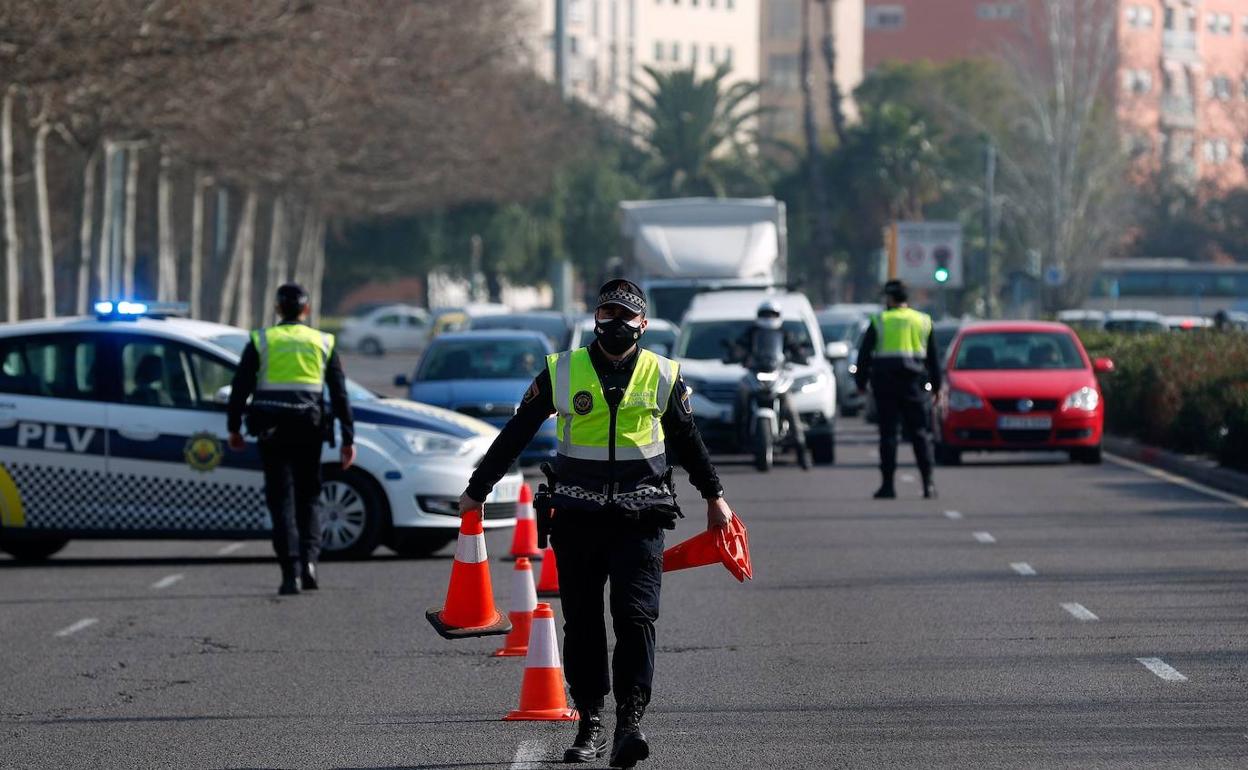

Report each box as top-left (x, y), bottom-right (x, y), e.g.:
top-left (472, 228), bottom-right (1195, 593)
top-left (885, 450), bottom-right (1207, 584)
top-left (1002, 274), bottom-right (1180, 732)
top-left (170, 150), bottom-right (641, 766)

top-left (922, 478), bottom-right (938, 499)
top-left (873, 476), bottom-right (896, 499)
top-left (610, 688), bottom-right (650, 768)
top-left (300, 561), bottom-right (319, 591)
top-left (563, 706), bottom-right (607, 763)
top-left (278, 563), bottom-right (301, 595)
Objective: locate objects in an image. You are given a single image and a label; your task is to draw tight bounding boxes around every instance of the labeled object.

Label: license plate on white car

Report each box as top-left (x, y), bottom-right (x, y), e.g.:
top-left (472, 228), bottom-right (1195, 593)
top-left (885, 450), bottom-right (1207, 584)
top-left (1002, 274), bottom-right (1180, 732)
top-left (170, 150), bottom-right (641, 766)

top-left (998, 415), bottom-right (1052, 430)
top-left (489, 481), bottom-right (521, 502)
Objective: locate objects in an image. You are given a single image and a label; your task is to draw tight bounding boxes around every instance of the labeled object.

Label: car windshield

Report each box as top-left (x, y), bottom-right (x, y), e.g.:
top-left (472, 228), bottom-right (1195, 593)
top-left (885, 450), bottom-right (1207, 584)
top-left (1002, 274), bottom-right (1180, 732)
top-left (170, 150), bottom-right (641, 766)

top-left (1104, 319), bottom-right (1166, 334)
top-left (418, 338), bottom-right (547, 381)
top-left (820, 320), bottom-right (859, 343)
top-left (204, 332), bottom-right (377, 401)
top-left (953, 332), bottom-right (1085, 371)
top-left (678, 319), bottom-right (812, 360)
top-left (469, 315), bottom-right (568, 347)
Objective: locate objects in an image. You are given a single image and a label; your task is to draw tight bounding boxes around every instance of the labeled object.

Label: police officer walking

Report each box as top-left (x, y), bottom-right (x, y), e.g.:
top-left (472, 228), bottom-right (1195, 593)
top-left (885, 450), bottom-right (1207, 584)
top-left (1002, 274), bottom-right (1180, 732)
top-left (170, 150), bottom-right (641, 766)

top-left (854, 280), bottom-right (941, 500)
top-left (458, 279), bottom-right (733, 768)
top-left (227, 283), bottom-right (356, 595)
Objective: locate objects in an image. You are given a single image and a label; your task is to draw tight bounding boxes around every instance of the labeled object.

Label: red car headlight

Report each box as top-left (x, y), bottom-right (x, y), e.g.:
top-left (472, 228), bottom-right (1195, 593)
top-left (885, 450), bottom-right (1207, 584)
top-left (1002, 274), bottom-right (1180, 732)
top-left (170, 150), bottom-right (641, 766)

top-left (1063, 386), bottom-right (1100, 412)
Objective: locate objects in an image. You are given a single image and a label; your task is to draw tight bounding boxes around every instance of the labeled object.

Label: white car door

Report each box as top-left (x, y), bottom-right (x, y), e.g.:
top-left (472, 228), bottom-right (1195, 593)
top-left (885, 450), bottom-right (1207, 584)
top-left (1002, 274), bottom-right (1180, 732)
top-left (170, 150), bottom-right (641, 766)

top-left (371, 313), bottom-right (403, 352)
top-left (106, 333), bottom-right (269, 534)
top-left (0, 332), bottom-right (110, 532)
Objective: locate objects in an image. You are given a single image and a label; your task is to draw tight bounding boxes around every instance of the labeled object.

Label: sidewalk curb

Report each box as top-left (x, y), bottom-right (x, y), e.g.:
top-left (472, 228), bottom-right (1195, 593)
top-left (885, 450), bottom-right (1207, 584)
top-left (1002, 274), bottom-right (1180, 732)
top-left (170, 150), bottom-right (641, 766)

top-left (1103, 434), bottom-right (1248, 500)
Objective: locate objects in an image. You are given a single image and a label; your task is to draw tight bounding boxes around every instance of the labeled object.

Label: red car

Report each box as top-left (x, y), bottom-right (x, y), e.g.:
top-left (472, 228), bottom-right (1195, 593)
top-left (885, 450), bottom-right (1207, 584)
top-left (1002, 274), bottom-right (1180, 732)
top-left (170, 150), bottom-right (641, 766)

top-left (936, 321), bottom-right (1114, 465)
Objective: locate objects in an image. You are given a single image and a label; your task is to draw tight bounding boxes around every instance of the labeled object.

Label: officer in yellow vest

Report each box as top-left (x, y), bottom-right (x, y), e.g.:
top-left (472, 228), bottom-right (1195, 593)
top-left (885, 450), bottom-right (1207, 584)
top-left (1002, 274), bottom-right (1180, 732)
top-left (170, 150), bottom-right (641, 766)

top-left (460, 279), bottom-right (733, 768)
top-left (227, 283), bottom-right (356, 595)
top-left (854, 280), bottom-right (941, 499)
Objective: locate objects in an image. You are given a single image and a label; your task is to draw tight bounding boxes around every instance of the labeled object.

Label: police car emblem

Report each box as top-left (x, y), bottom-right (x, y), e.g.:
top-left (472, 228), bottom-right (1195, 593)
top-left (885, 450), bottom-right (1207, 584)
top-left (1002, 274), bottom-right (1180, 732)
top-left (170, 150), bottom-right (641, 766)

top-left (184, 432), bottom-right (224, 472)
top-left (573, 390), bottom-right (594, 415)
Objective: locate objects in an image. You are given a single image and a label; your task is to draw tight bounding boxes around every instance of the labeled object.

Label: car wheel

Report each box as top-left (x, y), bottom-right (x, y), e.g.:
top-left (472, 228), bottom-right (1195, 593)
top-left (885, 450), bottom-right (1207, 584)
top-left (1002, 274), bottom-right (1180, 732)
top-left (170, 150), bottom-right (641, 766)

top-left (359, 337), bottom-right (384, 356)
top-left (318, 468), bottom-right (386, 559)
top-left (809, 429), bottom-right (836, 465)
top-left (0, 534), bottom-right (70, 561)
top-left (1071, 446), bottom-right (1102, 465)
top-left (388, 530), bottom-right (457, 558)
top-left (935, 444), bottom-right (962, 466)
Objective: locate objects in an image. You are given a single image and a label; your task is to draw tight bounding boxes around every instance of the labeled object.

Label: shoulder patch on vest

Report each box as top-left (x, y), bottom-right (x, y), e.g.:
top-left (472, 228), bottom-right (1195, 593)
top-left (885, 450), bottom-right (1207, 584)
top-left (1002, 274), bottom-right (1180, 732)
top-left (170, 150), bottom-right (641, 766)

top-left (522, 379), bottom-right (540, 404)
top-left (680, 384), bottom-right (693, 414)
top-left (573, 390), bottom-right (594, 415)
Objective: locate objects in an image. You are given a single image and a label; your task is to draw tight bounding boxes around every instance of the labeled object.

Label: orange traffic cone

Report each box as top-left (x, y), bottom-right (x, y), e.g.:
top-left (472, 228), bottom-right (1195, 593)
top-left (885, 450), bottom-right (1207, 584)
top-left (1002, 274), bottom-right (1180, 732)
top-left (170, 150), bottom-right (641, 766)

top-left (536, 545), bottom-right (560, 598)
top-left (426, 510), bottom-right (512, 639)
top-left (503, 602), bottom-right (577, 721)
top-left (505, 483), bottom-right (541, 560)
top-left (492, 557), bottom-right (538, 657)
top-left (662, 513), bottom-right (753, 582)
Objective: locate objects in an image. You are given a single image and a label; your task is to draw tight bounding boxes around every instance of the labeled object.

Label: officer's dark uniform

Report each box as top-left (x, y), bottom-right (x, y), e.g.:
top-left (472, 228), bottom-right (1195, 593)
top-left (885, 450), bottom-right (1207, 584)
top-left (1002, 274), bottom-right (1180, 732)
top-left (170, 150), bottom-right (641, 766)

top-left (854, 283), bottom-right (941, 499)
top-left (465, 287), bottom-right (723, 767)
top-left (227, 303), bottom-right (353, 594)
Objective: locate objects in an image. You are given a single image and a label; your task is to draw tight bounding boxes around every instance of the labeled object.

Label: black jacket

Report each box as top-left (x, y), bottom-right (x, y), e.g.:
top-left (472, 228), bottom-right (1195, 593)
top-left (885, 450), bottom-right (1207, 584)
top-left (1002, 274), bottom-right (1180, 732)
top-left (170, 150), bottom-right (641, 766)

top-left (466, 342), bottom-right (723, 503)
top-left (227, 321), bottom-right (355, 446)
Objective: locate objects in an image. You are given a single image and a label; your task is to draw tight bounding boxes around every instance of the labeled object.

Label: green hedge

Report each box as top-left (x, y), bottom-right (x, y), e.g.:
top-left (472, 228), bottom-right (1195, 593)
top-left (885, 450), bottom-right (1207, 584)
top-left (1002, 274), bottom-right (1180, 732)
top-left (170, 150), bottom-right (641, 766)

top-left (1078, 330), bottom-right (1248, 471)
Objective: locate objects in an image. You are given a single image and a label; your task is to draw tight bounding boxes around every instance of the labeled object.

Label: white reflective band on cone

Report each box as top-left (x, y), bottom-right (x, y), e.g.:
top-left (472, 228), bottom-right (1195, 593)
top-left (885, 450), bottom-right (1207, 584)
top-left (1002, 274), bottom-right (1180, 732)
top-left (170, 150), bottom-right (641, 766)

top-left (511, 564), bottom-right (538, 613)
top-left (525, 616), bottom-right (561, 669)
top-left (517, 500), bottom-right (535, 522)
top-left (455, 532), bottom-right (488, 564)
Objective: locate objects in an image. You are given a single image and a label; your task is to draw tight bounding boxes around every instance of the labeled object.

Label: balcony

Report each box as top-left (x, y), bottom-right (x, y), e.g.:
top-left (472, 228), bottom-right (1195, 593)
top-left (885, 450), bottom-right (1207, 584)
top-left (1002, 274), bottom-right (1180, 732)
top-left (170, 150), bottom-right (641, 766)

top-left (1160, 94), bottom-right (1197, 129)
top-left (1162, 30), bottom-right (1199, 63)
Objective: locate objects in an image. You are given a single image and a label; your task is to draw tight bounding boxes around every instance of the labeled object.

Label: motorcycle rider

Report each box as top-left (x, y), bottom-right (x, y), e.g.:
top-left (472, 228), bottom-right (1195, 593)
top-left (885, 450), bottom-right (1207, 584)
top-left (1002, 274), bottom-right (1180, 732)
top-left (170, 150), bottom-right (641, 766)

top-left (729, 301), bottom-right (809, 452)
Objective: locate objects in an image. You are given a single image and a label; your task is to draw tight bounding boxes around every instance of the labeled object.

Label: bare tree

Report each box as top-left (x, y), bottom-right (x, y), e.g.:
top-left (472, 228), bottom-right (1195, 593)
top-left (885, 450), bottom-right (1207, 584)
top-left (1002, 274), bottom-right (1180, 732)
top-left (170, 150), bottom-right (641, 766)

top-left (816, 0), bottom-right (849, 145)
top-left (2, 86), bottom-right (17, 322)
top-left (800, 0), bottom-right (837, 303)
top-left (76, 148), bottom-right (97, 314)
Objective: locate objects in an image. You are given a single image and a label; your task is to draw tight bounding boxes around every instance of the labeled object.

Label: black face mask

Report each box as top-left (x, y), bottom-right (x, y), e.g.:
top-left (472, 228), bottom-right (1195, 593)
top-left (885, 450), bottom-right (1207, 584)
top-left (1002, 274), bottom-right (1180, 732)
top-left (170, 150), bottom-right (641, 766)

top-left (594, 317), bottom-right (642, 356)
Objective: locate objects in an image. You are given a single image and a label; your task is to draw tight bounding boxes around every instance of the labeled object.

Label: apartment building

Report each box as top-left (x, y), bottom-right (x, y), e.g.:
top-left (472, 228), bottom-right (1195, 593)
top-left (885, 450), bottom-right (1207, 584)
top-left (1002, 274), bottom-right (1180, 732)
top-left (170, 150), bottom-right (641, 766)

top-left (526, 0), bottom-right (762, 128)
top-left (863, 0), bottom-right (1248, 188)
top-left (758, 0), bottom-right (865, 142)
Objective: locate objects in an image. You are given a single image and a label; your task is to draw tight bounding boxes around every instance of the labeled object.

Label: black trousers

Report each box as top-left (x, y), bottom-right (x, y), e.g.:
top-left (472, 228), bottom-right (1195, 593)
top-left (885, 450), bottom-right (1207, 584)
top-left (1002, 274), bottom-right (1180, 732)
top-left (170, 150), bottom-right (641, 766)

top-left (551, 517), bottom-right (665, 710)
top-left (874, 382), bottom-right (935, 482)
top-left (258, 422), bottom-right (324, 568)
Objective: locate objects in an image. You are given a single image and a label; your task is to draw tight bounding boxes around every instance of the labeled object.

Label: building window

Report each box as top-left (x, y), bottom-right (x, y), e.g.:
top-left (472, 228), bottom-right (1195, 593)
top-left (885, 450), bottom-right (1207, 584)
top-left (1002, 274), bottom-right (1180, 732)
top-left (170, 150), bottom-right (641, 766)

top-left (569, 36), bottom-right (580, 55)
top-left (769, 0), bottom-right (801, 37)
top-left (654, 41), bottom-right (664, 61)
top-left (1220, 13), bottom-right (1233, 34)
top-left (671, 41), bottom-right (681, 61)
top-left (1164, 6), bottom-right (1175, 30)
top-left (726, 0), bottom-right (734, 9)
top-left (977, 3), bottom-right (1022, 21)
top-left (767, 54), bottom-right (800, 92)
top-left (1207, 76), bottom-right (1233, 101)
top-left (1202, 139), bottom-right (1230, 164)
top-left (708, 44), bottom-right (717, 63)
top-left (1139, 6), bottom-right (1154, 27)
top-left (866, 5), bottom-right (906, 30)
top-left (725, 45), bottom-right (734, 66)
top-left (690, 42), bottom-right (699, 66)
top-left (1123, 68), bottom-right (1153, 95)
top-left (1126, 5), bottom-right (1154, 28)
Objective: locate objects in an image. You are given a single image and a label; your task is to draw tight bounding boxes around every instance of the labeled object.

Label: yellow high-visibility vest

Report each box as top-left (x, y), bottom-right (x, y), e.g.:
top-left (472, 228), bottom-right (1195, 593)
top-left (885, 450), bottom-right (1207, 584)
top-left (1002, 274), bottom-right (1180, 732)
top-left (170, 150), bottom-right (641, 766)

top-left (870, 307), bottom-right (932, 361)
top-left (251, 324), bottom-right (335, 392)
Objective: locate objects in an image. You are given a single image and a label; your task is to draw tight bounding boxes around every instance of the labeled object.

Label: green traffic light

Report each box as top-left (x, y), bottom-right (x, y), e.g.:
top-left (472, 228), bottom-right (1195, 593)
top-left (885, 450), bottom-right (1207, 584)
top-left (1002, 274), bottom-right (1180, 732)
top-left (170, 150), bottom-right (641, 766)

top-left (934, 268), bottom-right (950, 283)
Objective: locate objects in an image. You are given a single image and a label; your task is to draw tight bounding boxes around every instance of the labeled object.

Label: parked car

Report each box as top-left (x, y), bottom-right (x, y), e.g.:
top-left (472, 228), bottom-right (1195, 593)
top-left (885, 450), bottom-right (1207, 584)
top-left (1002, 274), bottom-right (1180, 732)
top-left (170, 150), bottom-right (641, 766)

top-left (569, 316), bottom-right (680, 357)
top-left (675, 290), bottom-right (836, 464)
top-left (817, 308), bottom-right (871, 416)
top-left (935, 321), bottom-right (1112, 465)
top-left (397, 331), bottom-right (557, 466)
top-left (1164, 315), bottom-right (1214, 332)
top-left (1056, 309), bottom-right (1106, 332)
top-left (338, 304), bottom-right (429, 356)
top-left (468, 311), bottom-right (576, 350)
top-left (1104, 309), bottom-right (1167, 334)
top-left (0, 305), bottom-right (522, 561)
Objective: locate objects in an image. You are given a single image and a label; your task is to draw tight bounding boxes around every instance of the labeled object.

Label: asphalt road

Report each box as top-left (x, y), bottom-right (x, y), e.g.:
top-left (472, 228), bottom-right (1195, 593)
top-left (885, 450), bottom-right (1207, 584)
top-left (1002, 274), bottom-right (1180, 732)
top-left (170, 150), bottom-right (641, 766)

top-left (3, 417), bottom-right (1248, 768)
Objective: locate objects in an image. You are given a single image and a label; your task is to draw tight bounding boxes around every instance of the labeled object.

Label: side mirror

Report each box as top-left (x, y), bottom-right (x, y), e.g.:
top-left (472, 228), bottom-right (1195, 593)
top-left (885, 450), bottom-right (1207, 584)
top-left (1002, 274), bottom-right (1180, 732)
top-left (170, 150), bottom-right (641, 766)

top-left (394, 374), bottom-right (411, 388)
top-left (825, 341), bottom-right (851, 360)
top-left (214, 385), bottom-right (232, 404)
top-left (1092, 357), bottom-right (1115, 374)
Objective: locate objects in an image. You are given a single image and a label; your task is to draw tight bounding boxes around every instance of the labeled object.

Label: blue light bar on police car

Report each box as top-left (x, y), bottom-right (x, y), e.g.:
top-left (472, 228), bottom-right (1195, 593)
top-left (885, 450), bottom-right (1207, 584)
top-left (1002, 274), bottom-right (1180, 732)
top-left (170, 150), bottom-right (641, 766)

top-left (94, 300), bottom-right (189, 319)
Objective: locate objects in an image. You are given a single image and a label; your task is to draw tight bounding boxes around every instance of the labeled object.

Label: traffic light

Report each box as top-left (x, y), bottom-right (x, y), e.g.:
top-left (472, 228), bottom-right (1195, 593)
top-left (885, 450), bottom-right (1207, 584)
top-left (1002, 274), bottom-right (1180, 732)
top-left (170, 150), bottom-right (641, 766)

top-left (933, 246), bottom-right (951, 284)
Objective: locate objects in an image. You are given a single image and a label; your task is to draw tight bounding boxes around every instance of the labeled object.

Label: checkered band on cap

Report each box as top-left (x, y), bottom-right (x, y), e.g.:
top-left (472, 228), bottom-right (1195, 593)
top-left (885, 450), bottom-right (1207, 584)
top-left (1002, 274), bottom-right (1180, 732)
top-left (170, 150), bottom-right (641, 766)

top-left (596, 288), bottom-right (646, 314)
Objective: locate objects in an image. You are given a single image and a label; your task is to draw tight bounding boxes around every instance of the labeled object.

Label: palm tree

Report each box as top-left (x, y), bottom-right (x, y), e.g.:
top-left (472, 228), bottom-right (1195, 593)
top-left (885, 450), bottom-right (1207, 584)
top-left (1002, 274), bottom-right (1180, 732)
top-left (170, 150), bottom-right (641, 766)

top-left (630, 64), bottom-right (770, 197)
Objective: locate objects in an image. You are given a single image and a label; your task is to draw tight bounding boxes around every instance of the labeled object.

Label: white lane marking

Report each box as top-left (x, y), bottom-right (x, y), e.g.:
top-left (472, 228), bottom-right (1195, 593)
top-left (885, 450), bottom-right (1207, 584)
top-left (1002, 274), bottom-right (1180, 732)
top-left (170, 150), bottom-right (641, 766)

top-left (216, 542), bottom-right (246, 556)
top-left (1107, 454), bottom-right (1248, 510)
top-left (509, 739), bottom-right (546, 770)
top-left (151, 573), bottom-right (184, 590)
top-left (1137, 657), bottom-right (1188, 682)
top-left (900, 473), bottom-right (917, 483)
top-left (1010, 562), bottom-right (1037, 576)
top-left (944, 510), bottom-right (963, 520)
top-left (55, 618), bottom-right (98, 637)
top-left (1061, 602), bottom-right (1099, 621)
top-left (972, 531), bottom-right (996, 544)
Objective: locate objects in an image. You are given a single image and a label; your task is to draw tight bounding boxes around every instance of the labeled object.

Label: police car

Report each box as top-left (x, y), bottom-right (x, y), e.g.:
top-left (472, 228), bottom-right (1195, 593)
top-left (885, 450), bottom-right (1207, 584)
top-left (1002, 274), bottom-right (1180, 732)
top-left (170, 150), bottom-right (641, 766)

top-left (0, 302), bottom-right (521, 561)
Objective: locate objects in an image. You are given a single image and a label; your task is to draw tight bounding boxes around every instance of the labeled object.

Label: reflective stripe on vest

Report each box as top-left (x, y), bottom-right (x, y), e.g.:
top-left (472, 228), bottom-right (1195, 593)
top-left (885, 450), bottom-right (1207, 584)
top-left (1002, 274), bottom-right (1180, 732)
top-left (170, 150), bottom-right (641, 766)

top-left (870, 308), bottom-right (932, 361)
top-left (547, 348), bottom-right (678, 463)
top-left (251, 325), bottom-right (334, 392)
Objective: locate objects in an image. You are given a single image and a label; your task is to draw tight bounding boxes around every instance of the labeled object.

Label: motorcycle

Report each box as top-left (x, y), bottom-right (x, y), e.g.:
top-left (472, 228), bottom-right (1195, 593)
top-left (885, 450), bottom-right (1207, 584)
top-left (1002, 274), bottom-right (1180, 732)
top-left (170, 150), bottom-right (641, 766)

top-left (732, 328), bottom-right (812, 472)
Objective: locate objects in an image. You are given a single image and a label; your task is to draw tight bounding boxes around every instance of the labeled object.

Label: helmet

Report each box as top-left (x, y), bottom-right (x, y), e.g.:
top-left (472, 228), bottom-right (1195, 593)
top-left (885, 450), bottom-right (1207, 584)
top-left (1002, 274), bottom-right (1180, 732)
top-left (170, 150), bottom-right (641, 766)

top-left (756, 300), bottom-right (782, 330)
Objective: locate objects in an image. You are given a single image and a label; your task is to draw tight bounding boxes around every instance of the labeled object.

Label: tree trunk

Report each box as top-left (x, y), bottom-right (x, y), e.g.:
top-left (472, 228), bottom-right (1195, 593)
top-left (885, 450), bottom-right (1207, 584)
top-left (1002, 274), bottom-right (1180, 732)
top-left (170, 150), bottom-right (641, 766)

top-left (262, 196), bottom-right (287, 324)
top-left (232, 189), bottom-right (259, 329)
top-left (34, 121), bottom-right (55, 317)
top-left (818, 0), bottom-right (849, 145)
top-left (308, 212), bottom-right (327, 325)
top-left (216, 188), bottom-right (250, 325)
top-left (293, 205), bottom-right (317, 290)
top-left (96, 142), bottom-right (115, 302)
top-left (156, 149), bottom-right (177, 301)
top-left (800, 0), bottom-right (837, 303)
top-left (122, 148), bottom-right (139, 298)
top-left (76, 150), bottom-right (98, 314)
top-left (189, 172), bottom-right (206, 318)
top-left (2, 87), bottom-right (19, 322)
